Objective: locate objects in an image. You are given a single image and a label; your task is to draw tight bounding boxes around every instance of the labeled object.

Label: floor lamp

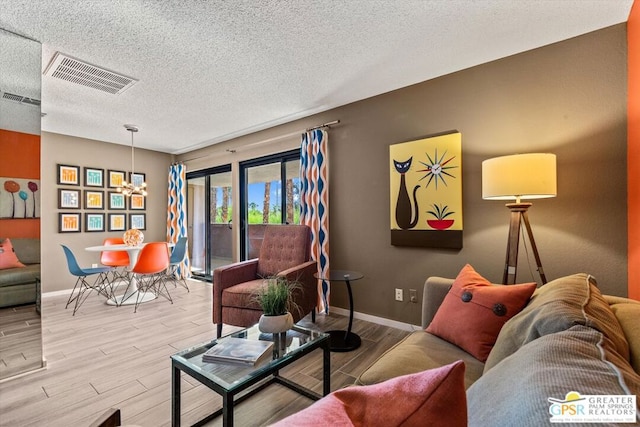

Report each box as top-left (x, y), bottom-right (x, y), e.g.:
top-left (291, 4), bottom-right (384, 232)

top-left (482, 153), bottom-right (557, 285)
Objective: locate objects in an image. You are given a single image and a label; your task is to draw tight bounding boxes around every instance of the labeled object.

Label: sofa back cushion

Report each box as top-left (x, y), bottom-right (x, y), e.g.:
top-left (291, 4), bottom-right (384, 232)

top-left (467, 325), bottom-right (640, 426)
top-left (605, 295), bottom-right (640, 374)
top-left (9, 238), bottom-right (40, 265)
top-left (485, 273), bottom-right (630, 372)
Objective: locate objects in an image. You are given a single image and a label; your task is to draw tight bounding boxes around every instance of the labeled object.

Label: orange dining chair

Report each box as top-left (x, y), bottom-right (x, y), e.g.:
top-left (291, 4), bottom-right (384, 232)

top-left (100, 237), bottom-right (130, 284)
top-left (131, 242), bottom-right (172, 312)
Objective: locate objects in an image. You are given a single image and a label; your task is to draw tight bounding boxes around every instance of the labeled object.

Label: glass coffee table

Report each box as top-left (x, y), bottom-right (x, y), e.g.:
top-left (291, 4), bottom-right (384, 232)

top-left (171, 324), bottom-right (330, 427)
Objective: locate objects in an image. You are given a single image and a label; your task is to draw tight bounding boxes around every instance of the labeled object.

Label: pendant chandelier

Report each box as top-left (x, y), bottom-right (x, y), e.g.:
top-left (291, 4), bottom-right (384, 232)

top-left (117, 124), bottom-right (147, 196)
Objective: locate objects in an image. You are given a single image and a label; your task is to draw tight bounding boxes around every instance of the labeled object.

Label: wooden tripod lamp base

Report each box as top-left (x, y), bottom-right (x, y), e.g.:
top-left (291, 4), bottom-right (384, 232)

top-left (503, 203), bottom-right (547, 285)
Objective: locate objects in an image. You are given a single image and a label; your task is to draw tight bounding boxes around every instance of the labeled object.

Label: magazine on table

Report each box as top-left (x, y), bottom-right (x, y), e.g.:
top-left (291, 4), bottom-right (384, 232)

top-left (202, 337), bottom-right (274, 366)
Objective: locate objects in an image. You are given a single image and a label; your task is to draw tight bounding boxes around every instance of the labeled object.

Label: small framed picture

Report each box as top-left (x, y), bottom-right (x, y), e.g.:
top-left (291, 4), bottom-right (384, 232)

top-left (58, 188), bottom-right (80, 209)
top-left (84, 190), bottom-right (104, 209)
top-left (130, 172), bottom-right (146, 189)
top-left (84, 167), bottom-right (104, 187)
top-left (57, 164), bottom-right (80, 186)
top-left (108, 192), bottom-right (126, 210)
top-left (130, 194), bottom-right (146, 210)
top-left (129, 213), bottom-right (146, 230)
top-left (85, 213), bottom-right (105, 232)
top-left (108, 170), bottom-right (126, 188)
top-left (59, 212), bottom-right (81, 233)
top-left (108, 213), bottom-right (127, 231)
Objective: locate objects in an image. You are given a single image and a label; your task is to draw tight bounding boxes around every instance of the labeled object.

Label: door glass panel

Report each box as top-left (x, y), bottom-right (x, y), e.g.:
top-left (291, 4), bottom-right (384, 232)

top-left (187, 176), bottom-right (206, 277)
top-left (242, 152), bottom-right (300, 259)
top-left (284, 159), bottom-right (301, 225)
top-left (210, 171), bottom-right (233, 271)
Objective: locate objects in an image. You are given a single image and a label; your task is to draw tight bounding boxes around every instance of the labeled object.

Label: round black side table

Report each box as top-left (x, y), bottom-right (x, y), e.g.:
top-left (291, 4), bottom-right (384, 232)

top-left (315, 270), bottom-right (364, 352)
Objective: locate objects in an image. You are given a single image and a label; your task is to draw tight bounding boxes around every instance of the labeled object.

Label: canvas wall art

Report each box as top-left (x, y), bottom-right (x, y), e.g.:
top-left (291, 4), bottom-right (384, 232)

top-left (389, 132), bottom-right (463, 249)
top-left (0, 177), bottom-right (40, 219)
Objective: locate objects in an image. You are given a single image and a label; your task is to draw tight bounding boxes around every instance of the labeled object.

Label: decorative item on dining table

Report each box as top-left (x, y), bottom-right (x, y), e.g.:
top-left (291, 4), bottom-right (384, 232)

top-left (123, 228), bottom-right (144, 246)
top-left (254, 277), bottom-right (302, 334)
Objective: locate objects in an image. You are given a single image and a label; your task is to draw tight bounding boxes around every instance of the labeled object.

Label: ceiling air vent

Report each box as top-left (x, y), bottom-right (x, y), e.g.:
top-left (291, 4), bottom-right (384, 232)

top-left (2, 91), bottom-right (41, 106)
top-left (43, 52), bottom-right (138, 95)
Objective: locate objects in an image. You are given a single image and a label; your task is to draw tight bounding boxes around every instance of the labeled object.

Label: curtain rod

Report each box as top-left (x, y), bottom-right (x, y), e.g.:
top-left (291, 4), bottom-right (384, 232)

top-left (182, 119), bottom-right (340, 162)
top-left (306, 120), bottom-right (340, 132)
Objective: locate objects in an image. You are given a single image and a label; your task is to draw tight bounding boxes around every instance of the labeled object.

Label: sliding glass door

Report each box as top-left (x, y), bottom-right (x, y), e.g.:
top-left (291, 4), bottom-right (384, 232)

top-left (186, 165), bottom-right (233, 280)
top-left (240, 150), bottom-right (300, 259)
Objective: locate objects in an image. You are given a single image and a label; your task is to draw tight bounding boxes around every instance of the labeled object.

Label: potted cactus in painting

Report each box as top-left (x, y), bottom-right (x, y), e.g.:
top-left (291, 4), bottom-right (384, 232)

top-left (427, 203), bottom-right (455, 230)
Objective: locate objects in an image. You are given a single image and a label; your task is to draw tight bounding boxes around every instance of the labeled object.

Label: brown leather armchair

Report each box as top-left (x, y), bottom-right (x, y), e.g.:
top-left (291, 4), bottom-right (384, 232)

top-left (213, 224), bottom-right (317, 337)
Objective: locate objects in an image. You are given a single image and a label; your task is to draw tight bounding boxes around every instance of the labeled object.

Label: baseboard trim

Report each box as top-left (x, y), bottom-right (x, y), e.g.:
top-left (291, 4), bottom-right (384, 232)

top-left (328, 306), bottom-right (420, 332)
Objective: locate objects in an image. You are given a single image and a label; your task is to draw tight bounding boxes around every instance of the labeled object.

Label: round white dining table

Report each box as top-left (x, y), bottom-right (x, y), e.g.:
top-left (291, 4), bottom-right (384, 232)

top-left (85, 243), bottom-right (167, 306)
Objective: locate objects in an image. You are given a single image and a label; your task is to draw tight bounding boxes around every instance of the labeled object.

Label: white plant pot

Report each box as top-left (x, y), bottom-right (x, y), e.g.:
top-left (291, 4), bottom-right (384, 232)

top-left (258, 312), bottom-right (294, 334)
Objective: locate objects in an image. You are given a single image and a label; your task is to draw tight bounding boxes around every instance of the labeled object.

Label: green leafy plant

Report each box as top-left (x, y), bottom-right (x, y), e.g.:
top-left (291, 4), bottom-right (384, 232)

top-left (253, 277), bottom-right (302, 316)
top-left (427, 203), bottom-right (455, 220)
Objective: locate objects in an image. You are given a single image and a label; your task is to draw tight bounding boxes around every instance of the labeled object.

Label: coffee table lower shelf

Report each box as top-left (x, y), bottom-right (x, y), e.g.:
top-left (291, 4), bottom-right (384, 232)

top-left (188, 375), bottom-right (322, 427)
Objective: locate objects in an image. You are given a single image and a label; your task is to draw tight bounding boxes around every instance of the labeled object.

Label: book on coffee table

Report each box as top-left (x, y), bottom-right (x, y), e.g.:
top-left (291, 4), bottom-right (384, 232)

top-left (202, 337), bottom-right (274, 366)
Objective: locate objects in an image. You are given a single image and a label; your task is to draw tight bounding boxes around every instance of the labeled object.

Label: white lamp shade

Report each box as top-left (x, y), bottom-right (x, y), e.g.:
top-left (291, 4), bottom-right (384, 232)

top-left (482, 153), bottom-right (557, 200)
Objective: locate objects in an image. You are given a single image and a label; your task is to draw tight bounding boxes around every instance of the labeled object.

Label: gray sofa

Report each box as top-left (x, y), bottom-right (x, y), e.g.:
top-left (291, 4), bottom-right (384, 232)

top-left (0, 238), bottom-right (40, 308)
top-left (356, 273), bottom-right (640, 425)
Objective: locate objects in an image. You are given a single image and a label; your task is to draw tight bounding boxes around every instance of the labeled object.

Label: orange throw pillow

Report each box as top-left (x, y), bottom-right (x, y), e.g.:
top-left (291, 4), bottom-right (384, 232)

top-left (426, 264), bottom-right (536, 362)
top-left (0, 238), bottom-right (26, 269)
top-left (270, 361), bottom-right (467, 427)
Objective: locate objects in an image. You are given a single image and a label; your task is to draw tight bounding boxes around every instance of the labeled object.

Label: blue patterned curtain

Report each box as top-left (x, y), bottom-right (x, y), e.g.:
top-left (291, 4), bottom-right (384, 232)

top-left (167, 163), bottom-right (191, 278)
top-left (300, 129), bottom-right (330, 313)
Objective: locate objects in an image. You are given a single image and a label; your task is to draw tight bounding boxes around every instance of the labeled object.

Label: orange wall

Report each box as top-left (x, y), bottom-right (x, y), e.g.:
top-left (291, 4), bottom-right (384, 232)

top-left (0, 129), bottom-right (41, 238)
top-left (629, 1), bottom-right (640, 300)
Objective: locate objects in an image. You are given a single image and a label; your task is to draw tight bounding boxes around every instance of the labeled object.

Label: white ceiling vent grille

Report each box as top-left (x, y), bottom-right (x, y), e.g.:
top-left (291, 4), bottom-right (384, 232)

top-left (43, 52), bottom-right (138, 95)
top-left (1, 91), bottom-right (41, 106)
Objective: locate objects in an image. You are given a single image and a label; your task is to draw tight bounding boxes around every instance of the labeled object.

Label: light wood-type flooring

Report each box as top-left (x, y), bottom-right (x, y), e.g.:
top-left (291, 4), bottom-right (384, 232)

top-left (0, 280), bottom-right (409, 426)
top-left (0, 304), bottom-right (44, 379)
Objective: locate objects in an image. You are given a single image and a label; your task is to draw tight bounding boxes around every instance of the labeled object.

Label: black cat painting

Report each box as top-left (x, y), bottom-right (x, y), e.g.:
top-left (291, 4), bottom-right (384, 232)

top-left (393, 157), bottom-right (420, 230)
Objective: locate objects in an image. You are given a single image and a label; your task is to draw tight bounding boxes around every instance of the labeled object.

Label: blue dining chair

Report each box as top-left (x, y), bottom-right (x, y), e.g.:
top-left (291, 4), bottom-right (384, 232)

top-left (166, 237), bottom-right (189, 292)
top-left (61, 245), bottom-right (114, 315)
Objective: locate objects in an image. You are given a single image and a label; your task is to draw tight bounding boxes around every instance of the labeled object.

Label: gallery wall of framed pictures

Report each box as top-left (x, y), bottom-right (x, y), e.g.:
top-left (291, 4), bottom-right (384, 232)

top-left (56, 164), bottom-right (146, 233)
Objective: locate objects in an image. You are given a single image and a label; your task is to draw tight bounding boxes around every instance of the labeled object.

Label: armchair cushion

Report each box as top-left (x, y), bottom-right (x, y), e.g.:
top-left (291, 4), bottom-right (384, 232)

top-left (256, 225), bottom-right (311, 277)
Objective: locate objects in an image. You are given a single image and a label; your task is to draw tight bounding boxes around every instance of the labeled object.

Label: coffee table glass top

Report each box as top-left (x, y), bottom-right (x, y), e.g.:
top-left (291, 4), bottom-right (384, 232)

top-left (171, 324), bottom-right (328, 391)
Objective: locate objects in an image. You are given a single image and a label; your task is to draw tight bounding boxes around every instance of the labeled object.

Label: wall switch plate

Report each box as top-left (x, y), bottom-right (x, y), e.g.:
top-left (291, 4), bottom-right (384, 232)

top-left (395, 288), bottom-right (403, 301)
top-left (409, 289), bottom-right (418, 303)
top-left (91, 263), bottom-right (98, 268)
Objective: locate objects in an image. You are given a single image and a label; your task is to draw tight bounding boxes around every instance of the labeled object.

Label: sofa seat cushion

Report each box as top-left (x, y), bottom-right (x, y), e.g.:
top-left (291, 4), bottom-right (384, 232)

top-left (273, 361), bottom-right (467, 427)
top-left (356, 330), bottom-right (484, 389)
top-left (467, 325), bottom-right (640, 427)
top-left (0, 264), bottom-right (40, 287)
top-left (426, 264), bottom-right (536, 362)
top-left (221, 279), bottom-right (264, 310)
top-left (485, 273), bottom-right (630, 372)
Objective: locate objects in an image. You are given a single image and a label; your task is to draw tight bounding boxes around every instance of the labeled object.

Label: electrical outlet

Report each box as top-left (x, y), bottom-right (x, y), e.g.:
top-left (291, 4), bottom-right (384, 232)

top-left (409, 289), bottom-right (418, 303)
top-left (91, 263), bottom-right (98, 268)
top-left (395, 288), bottom-right (403, 301)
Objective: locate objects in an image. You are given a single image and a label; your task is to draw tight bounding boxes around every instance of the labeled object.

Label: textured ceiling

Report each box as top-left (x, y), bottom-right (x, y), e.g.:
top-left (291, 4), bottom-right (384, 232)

top-left (0, 0), bottom-right (633, 154)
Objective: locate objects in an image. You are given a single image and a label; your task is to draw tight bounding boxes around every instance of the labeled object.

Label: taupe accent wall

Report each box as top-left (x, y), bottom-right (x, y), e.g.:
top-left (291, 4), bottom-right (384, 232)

top-left (41, 132), bottom-right (173, 293)
top-left (179, 24), bottom-right (627, 325)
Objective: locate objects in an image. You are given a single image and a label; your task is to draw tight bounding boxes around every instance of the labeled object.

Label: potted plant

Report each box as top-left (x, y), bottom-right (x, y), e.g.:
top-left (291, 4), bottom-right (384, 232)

top-left (254, 276), bottom-right (302, 334)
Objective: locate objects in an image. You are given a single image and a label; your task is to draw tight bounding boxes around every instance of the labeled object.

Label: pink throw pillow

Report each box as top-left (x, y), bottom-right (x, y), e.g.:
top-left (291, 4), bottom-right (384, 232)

top-left (426, 264), bottom-right (536, 361)
top-left (0, 238), bottom-right (26, 269)
top-left (270, 360), bottom-right (467, 427)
